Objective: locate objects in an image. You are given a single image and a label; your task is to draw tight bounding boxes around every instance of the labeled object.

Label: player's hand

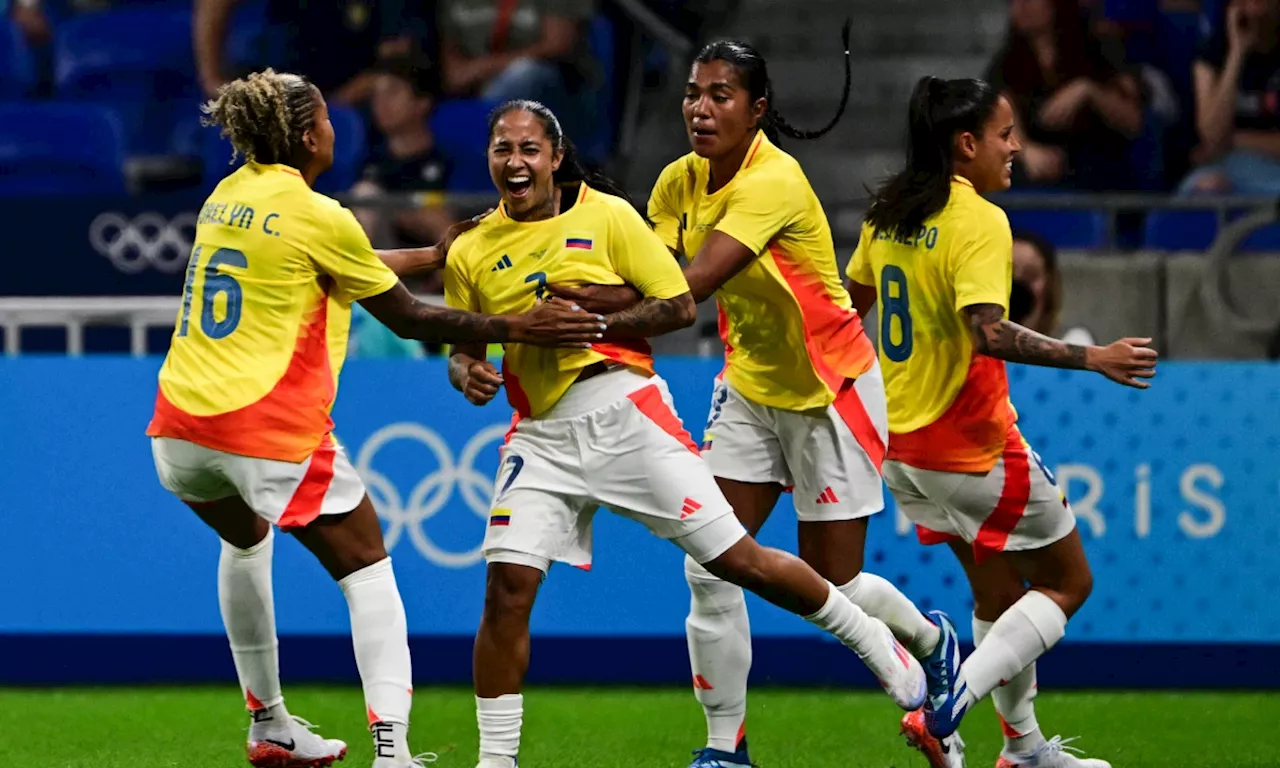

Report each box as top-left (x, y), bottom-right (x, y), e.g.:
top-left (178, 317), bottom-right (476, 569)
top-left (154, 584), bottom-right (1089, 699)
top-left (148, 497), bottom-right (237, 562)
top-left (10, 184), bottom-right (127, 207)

top-left (439, 209), bottom-right (495, 260)
top-left (510, 297), bottom-right (606, 348)
top-left (461, 360), bottom-right (503, 406)
top-left (547, 283), bottom-right (643, 315)
top-left (1086, 337), bottom-right (1158, 389)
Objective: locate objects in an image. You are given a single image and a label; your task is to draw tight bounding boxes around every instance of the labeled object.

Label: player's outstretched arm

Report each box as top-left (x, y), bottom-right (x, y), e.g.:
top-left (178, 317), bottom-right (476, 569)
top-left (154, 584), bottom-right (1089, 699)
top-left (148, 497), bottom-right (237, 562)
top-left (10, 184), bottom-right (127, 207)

top-left (361, 283), bottom-right (604, 347)
top-left (375, 209), bottom-right (493, 277)
top-left (448, 344), bottom-right (502, 406)
top-left (601, 292), bottom-right (697, 340)
top-left (965, 303), bottom-right (1158, 388)
top-left (682, 232), bottom-right (758, 303)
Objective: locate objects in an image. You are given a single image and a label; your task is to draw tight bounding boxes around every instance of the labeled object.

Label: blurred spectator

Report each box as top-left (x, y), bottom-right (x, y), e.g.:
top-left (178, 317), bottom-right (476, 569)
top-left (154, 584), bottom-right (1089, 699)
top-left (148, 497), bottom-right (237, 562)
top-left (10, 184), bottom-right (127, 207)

top-left (8, 0), bottom-right (51, 45)
top-left (438, 0), bottom-right (599, 135)
top-left (1180, 0), bottom-right (1280, 194)
top-left (194, 0), bottom-right (428, 104)
top-left (986, 0), bottom-right (1145, 190)
top-left (1012, 230), bottom-right (1096, 345)
top-left (350, 56), bottom-right (456, 291)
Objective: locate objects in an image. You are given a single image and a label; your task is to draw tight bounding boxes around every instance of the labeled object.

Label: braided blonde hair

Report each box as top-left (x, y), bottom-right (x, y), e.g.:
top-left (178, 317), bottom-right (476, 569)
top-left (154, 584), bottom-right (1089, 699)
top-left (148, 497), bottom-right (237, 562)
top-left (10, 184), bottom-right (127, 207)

top-left (200, 68), bottom-right (319, 166)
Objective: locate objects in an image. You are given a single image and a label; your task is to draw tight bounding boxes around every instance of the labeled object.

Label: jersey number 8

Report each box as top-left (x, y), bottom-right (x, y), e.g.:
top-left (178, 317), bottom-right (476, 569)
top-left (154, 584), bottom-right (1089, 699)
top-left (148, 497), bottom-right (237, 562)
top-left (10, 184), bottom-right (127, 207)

top-left (178, 245), bottom-right (248, 340)
top-left (879, 265), bottom-right (913, 362)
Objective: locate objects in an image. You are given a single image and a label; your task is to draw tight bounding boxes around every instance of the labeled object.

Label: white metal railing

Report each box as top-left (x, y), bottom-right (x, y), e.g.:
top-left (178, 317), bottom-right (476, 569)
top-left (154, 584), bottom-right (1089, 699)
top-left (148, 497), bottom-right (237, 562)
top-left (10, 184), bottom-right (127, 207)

top-left (0, 294), bottom-right (448, 357)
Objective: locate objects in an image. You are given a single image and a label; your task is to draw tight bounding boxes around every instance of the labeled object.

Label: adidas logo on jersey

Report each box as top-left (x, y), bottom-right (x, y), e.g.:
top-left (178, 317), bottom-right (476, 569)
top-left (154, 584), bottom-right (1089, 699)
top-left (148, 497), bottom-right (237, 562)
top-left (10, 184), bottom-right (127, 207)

top-left (491, 254), bottom-right (513, 271)
top-left (815, 487), bottom-right (840, 504)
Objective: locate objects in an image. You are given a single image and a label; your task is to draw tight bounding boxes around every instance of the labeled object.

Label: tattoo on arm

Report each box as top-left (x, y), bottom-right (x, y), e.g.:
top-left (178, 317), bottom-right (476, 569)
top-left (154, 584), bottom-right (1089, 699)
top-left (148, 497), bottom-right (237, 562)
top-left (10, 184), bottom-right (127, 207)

top-left (602, 294), bottom-right (696, 340)
top-left (363, 284), bottom-right (514, 344)
top-left (967, 303), bottom-right (1089, 370)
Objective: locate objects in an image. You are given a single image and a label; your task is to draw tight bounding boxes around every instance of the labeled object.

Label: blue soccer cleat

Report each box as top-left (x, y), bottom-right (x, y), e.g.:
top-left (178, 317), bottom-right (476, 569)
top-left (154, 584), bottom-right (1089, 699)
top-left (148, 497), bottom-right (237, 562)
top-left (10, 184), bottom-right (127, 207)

top-left (923, 609), bottom-right (971, 738)
top-left (689, 737), bottom-right (754, 767)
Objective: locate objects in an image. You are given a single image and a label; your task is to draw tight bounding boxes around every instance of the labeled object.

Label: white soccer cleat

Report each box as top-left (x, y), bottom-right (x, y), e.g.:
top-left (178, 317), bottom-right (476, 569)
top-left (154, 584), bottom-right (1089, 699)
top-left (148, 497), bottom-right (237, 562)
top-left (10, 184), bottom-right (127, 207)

top-left (247, 715), bottom-right (348, 768)
top-left (372, 753), bottom-right (438, 767)
top-left (995, 736), bottom-right (1110, 768)
top-left (869, 620), bottom-right (928, 711)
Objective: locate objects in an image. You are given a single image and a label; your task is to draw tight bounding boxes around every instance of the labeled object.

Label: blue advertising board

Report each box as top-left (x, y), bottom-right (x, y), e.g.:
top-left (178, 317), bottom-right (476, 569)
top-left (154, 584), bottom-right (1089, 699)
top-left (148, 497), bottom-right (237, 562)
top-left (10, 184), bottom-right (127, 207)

top-left (1, 358), bottom-right (1277, 687)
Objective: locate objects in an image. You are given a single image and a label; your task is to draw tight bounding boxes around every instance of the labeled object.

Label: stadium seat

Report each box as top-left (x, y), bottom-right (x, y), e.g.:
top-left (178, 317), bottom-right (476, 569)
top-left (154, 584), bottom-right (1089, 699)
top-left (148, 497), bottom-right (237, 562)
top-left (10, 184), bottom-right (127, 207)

top-left (1004, 208), bottom-right (1111, 249)
top-left (53, 8), bottom-right (200, 156)
top-left (578, 14), bottom-right (618, 165)
top-left (0, 18), bottom-right (35, 99)
top-left (1142, 209), bottom-right (1280, 252)
top-left (432, 98), bottom-right (500, 193)
top-left (0, 103), bottom-right (127, 196)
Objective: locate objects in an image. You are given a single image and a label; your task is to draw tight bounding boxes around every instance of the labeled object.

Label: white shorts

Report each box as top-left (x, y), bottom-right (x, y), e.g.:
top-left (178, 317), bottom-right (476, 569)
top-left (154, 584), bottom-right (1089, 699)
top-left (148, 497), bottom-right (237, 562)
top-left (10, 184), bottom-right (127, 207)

top-left (882, 427), bottom-right (1077, 564)
top-left (151, 435), bottom-right (367, 529)
top-left (700, 362), bottom-right (888, 521)
top-left (484, 368), bottom-right (747, 573)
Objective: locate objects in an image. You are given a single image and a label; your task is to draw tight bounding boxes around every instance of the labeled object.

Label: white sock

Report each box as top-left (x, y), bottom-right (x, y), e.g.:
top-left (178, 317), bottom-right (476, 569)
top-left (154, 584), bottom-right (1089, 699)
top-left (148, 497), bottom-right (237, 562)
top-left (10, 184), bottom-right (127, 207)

top-left (839, 572), bottom-right (940, 658)
top-left (960, 591), bottom-right (1066, 708)
top-left (684, 556), bottom-right (751, 752)
top-left (477, 693), bottom-right (523, 764)
top-left (974, 615), bottom-right (1045, 754)
top-left (804, 581), bottom-right (897, 678)
top-left (339, 558), bottom-right (412, 760)
top-left (218, 531), bottom-right (290, 736)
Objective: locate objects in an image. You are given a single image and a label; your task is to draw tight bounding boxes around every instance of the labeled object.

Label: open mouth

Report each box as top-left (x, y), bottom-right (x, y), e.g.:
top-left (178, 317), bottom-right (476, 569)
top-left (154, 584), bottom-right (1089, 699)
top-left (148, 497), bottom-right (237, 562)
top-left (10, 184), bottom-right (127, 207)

top-left (507, 174), bottom-right (532, 199)
top-left (692, 126), bottom-right (715, 140)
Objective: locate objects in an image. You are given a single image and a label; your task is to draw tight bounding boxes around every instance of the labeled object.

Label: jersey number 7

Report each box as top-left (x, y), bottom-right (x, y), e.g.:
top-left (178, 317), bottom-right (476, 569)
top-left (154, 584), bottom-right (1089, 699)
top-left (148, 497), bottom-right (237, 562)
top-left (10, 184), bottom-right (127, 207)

top-left (879, 265), bottom-right (913, 362)
top-left (178, 245), bottom-right (248, 340)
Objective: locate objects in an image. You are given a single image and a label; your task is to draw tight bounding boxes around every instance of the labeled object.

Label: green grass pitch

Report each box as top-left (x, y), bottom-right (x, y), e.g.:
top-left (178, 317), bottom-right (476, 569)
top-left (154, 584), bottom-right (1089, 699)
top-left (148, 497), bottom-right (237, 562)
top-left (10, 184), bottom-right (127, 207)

top-left (0, 686), bottom-right (1269, 767)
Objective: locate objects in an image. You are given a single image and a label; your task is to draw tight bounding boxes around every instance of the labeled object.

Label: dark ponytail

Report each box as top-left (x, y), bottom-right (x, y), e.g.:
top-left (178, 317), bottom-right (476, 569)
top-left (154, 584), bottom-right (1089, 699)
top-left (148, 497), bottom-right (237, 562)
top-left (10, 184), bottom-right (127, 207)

top-left (694, 19), bottom-right (852, 147)
top-left (865, 76), bottom-right (1000, 240)
top-left (487, 99), bottom-right (648, 221)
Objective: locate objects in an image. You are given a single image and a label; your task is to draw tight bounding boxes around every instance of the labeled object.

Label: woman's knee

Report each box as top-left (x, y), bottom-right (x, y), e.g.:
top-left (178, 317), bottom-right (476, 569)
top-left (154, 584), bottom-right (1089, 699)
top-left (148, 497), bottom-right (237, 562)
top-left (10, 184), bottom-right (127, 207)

top-left (483, 562), bottom-right (544, 622)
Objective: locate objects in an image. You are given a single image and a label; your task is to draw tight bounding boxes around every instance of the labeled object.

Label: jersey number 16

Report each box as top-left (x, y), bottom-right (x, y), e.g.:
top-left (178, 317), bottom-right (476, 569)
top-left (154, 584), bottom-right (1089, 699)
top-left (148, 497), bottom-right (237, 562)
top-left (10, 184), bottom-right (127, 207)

top-left (879, 265), bottom-right (913, 362)
top-left (177, 245), bottom-right (248, 340)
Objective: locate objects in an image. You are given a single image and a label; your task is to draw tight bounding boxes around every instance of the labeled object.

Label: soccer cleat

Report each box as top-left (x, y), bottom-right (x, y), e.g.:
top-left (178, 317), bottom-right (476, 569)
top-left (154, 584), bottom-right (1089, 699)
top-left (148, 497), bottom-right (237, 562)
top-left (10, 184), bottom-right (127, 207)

top-left (872, 621), bottom-right (928, 711)
top-left (921, 609), bottom-right (966, 738)
top-left (995, 736), bottom-right (1110, 768)
top-left (247, 716), bottom-right (348, 768)
top-left (473, 757), bottom-right (516, 768)
top-left (689, 740), bottom-right (755, 768)
top-left (373, 753), bottom-right (438, 767)
top-left (901, 708), bottom-right (966, 768)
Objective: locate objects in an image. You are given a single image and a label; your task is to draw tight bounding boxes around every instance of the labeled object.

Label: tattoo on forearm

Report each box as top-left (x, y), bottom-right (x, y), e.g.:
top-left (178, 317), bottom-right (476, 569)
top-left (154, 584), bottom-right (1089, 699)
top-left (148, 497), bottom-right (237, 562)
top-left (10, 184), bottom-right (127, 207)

top-left (603, 295), bottom-right (692, 339)
top-left (967, 303), bottom-right (1088, 370)
top-left (447, 355), bottom-right (471, 392)
top-left (403, 304), bottom-right (512, 344)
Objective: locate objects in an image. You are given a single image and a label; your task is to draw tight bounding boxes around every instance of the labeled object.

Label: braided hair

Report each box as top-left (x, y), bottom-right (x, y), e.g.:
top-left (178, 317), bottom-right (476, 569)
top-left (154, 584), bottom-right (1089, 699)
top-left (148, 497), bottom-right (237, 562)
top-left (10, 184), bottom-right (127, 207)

top-left (693, 20), bottom-right (852, 146)
top-left (201, 68), bottom-right (319, 167)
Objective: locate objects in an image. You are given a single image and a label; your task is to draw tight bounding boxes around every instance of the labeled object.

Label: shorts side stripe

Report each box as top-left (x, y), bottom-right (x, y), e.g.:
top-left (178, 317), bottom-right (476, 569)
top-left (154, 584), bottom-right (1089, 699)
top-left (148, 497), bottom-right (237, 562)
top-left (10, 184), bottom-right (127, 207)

top-left (278, 438), bottom-right (337, 530)
top-left (627, 384), bottom-right (699, 455)
top-left (831, 379), bottom-right (886, 472)
top-left (973, 429), bottom-right (1032, 562)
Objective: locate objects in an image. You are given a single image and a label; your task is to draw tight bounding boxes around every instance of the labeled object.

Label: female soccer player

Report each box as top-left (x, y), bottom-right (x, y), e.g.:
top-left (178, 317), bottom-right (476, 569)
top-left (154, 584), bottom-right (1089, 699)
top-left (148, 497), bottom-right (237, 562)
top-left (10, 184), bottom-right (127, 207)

top-left (444, 99), bottom-right (928, 768)
top-left (847, 76), bottom-right (1156, 768)
top-left (146, 69), bottom-right (603, 768)
top-left (550, 28), bottom-right (958, 768)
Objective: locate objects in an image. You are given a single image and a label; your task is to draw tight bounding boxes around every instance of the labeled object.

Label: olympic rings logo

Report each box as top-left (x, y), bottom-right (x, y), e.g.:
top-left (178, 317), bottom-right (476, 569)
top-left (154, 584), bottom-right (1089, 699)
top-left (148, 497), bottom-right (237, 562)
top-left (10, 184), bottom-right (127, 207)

top-left (89, 212), bottom-right (197, 274)
top-left (353, 422), bottom-right (508, 568)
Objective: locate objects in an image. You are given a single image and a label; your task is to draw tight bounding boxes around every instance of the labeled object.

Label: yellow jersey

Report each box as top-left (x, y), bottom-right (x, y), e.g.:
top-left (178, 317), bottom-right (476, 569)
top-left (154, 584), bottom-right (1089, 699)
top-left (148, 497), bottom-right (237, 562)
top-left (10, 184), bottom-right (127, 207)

top-left (847, 176), bottom-right (1015, 473)
top-left (649, 131), bottom-right (875, 412)
top-left (445, 183), bottom-right (689, 417)
top-left (146, 163), bottom-right (399, 462)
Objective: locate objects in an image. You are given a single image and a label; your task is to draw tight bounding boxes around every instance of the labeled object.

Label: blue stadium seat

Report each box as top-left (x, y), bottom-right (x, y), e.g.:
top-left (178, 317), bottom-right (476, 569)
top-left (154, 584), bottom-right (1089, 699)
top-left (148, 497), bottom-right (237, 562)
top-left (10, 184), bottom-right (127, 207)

top-left (0, 18), bottom-right (35, 99)
top-left (200, 104), bottom-right (367, 195)
top-left (0, 103), bottom-right (126, 196)
top-left (53, 8), bottom-right (199, 156)
top-left (1142, 209), bottom-right (1280, 251)
top-left (432, 98), bottom-right (499, 193)
top-left (1004, 208), bottom-right (1110, 249)
top-left (578, 14), bottom-right (617, 165)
